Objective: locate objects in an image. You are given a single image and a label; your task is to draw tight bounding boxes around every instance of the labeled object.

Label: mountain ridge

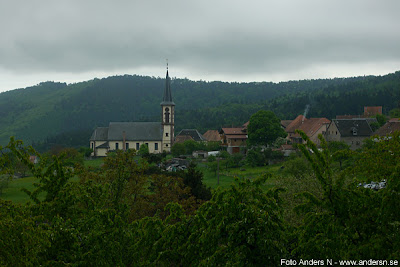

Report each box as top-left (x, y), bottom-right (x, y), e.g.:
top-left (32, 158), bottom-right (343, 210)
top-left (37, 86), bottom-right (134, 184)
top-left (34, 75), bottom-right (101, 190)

top-left (1, 71), bottom-right (399, 148)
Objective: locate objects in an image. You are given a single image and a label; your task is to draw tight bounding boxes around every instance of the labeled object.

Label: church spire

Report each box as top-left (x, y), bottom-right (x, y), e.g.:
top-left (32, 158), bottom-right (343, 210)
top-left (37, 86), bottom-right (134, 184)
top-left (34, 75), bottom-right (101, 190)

top-left (161, 62), bottom-right (175, 106)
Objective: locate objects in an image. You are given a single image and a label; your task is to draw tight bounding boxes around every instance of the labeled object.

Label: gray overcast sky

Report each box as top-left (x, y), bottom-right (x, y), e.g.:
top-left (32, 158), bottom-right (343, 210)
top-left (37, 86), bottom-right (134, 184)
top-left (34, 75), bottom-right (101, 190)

top-left (1, 0), bottom-right (399, 93)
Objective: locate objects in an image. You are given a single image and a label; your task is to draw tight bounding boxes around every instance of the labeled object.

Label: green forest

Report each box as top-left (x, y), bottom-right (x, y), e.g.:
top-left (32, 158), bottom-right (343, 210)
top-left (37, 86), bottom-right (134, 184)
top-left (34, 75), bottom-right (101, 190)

top-left (0, 71), bottom-right (399, 150)
top-left (1, 130), bottom-right (399, 265)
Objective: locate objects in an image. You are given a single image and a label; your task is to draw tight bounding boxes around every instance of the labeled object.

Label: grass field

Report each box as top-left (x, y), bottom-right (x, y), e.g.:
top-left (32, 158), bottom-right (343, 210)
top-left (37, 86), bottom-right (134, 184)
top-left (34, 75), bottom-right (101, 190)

top-left (198, 161), bottom-right (285, 190)
top-left (1, 176), bottom-right (37, 204)
top-left (84, 157), bottom-right (104, 168)
top-left (1, 157), bottom-right (287, 204)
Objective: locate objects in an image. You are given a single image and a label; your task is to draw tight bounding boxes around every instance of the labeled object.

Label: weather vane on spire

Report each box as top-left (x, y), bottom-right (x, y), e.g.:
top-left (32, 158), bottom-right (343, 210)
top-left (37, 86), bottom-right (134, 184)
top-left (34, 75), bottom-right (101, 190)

top-left (166, 59), bottom-right (168, 70)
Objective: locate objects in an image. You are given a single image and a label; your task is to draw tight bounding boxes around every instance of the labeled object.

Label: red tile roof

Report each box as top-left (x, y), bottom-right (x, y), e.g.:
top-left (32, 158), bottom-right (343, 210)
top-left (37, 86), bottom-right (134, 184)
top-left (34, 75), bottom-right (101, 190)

top-left (225, 134), bottom-right (247, 139)
top-left (221, 127), bottom-right (246, 135)
top-left (285, 115), bottom-right (307, 133)
top-left (364, 106), bottom-right (382, 116)
top-left (292, 118), bottom-right (330, 137)
top-left (203, 130), bottom-right (222, 142)
top-left (374, 121), bottom-right (400, 136)
top-left (281, 120), bottom-right (293, 128)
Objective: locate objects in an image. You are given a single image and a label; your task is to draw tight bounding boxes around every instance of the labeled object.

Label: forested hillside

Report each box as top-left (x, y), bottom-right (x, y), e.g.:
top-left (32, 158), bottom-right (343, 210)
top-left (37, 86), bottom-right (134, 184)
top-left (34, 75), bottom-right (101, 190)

top-left (0, 71), bottom-right (399, 149)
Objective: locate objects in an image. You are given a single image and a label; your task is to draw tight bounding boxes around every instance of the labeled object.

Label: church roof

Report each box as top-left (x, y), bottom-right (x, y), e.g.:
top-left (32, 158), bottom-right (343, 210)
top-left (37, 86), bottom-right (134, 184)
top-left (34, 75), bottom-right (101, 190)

top-left (90, 127), bottom-right (109, 141)
top-left (160, 70), bottom-right (175, 106)
top-left (108, 122), bottom-right (163, 141)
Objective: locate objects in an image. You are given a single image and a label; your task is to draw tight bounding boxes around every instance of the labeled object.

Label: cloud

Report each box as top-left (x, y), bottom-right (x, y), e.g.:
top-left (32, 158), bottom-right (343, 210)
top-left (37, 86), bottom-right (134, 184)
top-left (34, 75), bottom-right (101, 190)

top-left (0, 0), bottom-right (399, 91)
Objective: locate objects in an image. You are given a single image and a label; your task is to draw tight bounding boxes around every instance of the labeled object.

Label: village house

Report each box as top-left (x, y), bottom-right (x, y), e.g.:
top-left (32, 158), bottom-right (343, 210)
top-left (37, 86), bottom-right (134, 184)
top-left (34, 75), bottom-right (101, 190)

top-left (175, 129), bottom-right (206, 143)
top-left (290, 118), bottom-right (331, 145)
top-left (203, 130), bottom-right (222, 142)
top-left (219, 123), bottom-right (248, 154)
top-left (284, 115), bottom-right (330, 146)
top-left (374, 119), bottom-right (400, 136)
top-left (325, 119), bottom-right (373, 150)
top-left (336, 106), bottom-right (383, 119)
top-left (284, 115), bottom-right (306, 143)
top-left (89, 69), bottom-right (175, 156)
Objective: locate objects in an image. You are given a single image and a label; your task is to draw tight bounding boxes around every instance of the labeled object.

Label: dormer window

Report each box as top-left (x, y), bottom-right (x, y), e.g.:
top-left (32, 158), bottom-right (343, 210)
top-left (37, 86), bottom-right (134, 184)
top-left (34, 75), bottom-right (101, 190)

top-left (351, 127), bottom-right (358, 136)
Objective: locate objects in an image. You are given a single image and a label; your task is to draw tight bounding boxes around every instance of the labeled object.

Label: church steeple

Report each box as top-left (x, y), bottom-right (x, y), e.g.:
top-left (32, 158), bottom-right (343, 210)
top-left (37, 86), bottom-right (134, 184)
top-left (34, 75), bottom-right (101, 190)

top-left (161, 66), bottom-right (175, 106)
top-left (161, 63), bottom-right (175, 152)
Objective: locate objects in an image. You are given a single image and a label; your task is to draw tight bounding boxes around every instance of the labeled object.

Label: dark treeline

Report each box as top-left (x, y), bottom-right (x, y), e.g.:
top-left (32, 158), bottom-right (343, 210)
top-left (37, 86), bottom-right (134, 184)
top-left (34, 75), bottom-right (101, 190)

top-left (0, 71), bottom-right (399, 148)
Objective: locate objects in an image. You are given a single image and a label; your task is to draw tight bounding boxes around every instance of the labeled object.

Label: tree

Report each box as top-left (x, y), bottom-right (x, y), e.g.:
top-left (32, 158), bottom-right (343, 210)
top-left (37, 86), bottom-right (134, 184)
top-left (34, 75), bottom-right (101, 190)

top-left (138, 143), bottom-right (149, 156)
top-left (79, 146), bottom-right (93, 157)
top-left (183, 162), bottom-right (212, 201)
top-left (292, 130), bottom-right (400, 260)
top-left (229, 153), bottom-right (244, 168)
top-left (246, 147), bottom-right (265, 167)
top-left (389, 108), bottom-right (400, 118)
top-left (327, 141), bottom-right (352, 170)
top-left (376, 113), bottom-right (387, 126)
top-left (247, 110), bottom-right (287, 147)
top-left (171, 143), bottom-right (185, 157)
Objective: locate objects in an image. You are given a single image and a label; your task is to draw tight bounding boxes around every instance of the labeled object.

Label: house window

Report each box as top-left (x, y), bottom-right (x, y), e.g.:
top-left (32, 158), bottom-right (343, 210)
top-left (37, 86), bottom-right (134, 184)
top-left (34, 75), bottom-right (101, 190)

top-left (356, 141), bottom-right (360, 145)
top-left (136, 143), bottom-right (140, 150)
top-left (155, 143), bottom-right (158, 150)
top-left (126, 143), bottom-right (129, 150)
top-left (115, 143), bottom-right (119, 150)
top-left (145, 143), bottom-right (148, 147)
top-left (336, 131), bottom-right (338, 135)
top-left (166, 133), bottom-right (169, 137)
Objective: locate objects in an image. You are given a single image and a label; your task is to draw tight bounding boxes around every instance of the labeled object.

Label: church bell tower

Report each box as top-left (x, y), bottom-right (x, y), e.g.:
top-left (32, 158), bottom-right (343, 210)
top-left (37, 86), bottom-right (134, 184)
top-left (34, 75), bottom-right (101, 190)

top-left (160, 65), bottom-right (175, 152)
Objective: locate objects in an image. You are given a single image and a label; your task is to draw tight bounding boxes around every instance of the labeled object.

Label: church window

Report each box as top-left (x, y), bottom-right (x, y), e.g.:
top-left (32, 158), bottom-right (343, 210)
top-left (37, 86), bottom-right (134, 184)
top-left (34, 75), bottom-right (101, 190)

top-left (165, 107), bottom-right (170, 123)
top-left (166, 133), bottom-right (169, 137)
top-left (145, 143), bottom-right (148, 148)
top-left (126, 143), bottom-right (129, 150)
top-left (155, 143), bottom-right (158, 150)
top-left (166, 144), bottom-right (168, 147)
top-left (115, 143), bottom-right (119, 150)
top-left (91, 143), bottom-right (94, 150)
top-left (136, 143), bottom-right (140, 150)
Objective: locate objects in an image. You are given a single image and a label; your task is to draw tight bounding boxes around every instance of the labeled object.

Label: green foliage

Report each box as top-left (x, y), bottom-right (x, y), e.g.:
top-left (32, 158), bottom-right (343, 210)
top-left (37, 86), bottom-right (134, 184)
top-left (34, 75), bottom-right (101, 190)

top-left (389, 108), bottom-right (400, 118)
top-left (351, 132), bottom-right (400, 182)
top-left (218, 150), bottom-right (230, 159)
top-left (228, 153), bottom-right (244, 168)
top-left (138, 143), bottom-right (149, 156)
top-left (2, 132), bottom-right (400, 264)
top-left (376, 113), bottom-right (387, 127)
top-left (283, 154), bottom-right (313, 179)
top-left (147, 176), bottom-right (287, 266)
top-left (1, 72), bottom-right (399, 148)
top-left (171, 142), bottom-right (185, 157)
top-left (207, 155), bottom-right (216, 162)
top-left (0, 176), bottom-right (9, 196)
top-left (183, 163), bottom-right (212, 201)
top-left (247, 110), bottom-right (287, 147)
top-left (327, 141), bottom-right (352, 170)
top-left (183, 140), bottom-right (198, 155)
top-left (79, 146), bottom-right (93, 157)
top-left (292, 130), bottom-right (400, 260)
top-left (246, 147), bottom-right (266, 167)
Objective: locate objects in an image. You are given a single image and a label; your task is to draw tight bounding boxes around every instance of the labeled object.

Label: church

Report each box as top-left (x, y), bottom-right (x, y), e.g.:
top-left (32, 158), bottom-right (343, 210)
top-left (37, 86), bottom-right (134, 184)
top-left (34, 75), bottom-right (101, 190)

top-left (89, 69), bottom-right (175, 156)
